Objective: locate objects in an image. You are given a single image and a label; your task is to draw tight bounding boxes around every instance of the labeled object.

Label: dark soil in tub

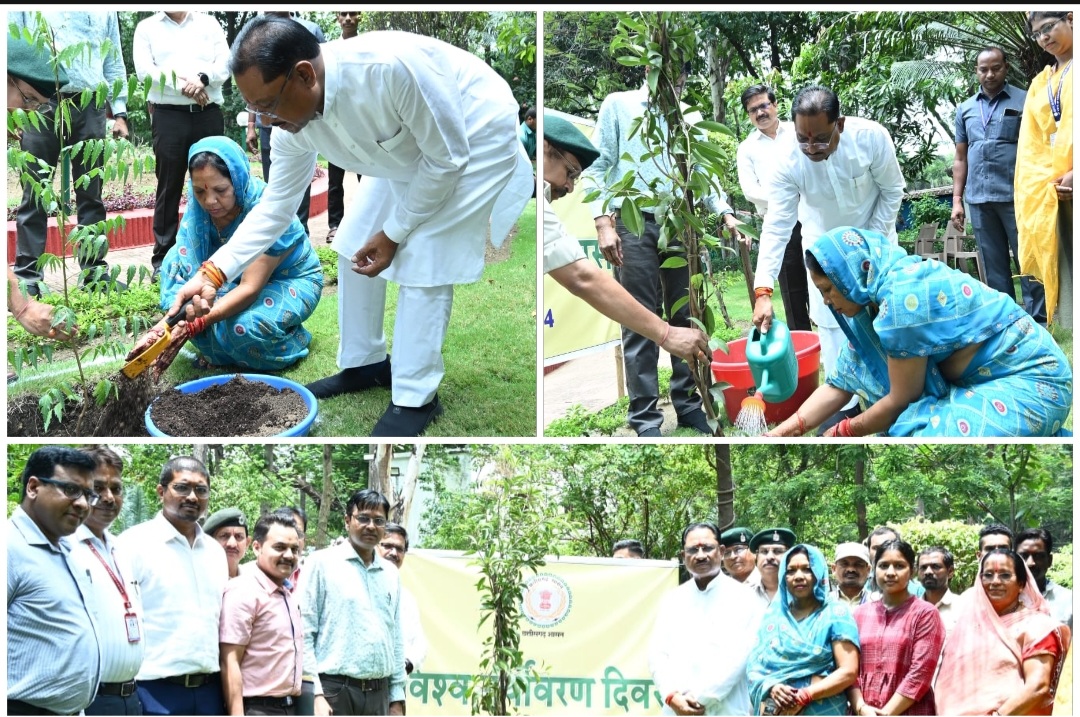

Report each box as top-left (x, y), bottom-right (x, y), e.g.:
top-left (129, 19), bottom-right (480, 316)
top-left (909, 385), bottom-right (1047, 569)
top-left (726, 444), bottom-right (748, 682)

top-left (149, 375), bottom-right (309, 437)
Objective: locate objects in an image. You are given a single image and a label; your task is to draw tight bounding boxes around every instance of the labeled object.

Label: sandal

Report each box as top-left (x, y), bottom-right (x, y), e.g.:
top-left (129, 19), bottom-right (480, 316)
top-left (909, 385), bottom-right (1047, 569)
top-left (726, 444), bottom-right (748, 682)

top-left (325, 226), bottom-right (338, 244)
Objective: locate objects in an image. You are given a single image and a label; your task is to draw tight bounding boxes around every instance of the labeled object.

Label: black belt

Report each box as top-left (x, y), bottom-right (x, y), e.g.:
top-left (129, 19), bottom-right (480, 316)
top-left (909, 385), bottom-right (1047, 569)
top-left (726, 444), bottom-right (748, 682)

top-left (244, 695), bottom-right (296, 708)
top-left (154, 103), bottom-right (219, 113)
top-left (319, 674), bottom-right (388, 693)
top-left (97, 680), bottom-right (137, 697)
top-left (162, 672), bottom-right (218, 688)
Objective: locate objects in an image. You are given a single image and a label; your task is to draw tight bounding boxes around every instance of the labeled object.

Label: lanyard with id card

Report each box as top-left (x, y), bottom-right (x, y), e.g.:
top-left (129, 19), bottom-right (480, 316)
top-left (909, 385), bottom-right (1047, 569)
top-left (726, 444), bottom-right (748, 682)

top-left (87, 541), bottom-right (142, 643)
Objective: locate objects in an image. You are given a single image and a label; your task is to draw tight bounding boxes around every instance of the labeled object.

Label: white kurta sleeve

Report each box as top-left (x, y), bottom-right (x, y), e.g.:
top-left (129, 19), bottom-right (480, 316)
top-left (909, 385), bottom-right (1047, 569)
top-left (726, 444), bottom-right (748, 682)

top-left (753, 160), bottom-right (800, 288)
top-left (647, 592), bottom-right (683, 702)
top-left (866, 126), bottom-right (906, 239)
top-left (736, 141), bottom-right (769, 213)
top-left (400, 588), bottom-right (429, 673)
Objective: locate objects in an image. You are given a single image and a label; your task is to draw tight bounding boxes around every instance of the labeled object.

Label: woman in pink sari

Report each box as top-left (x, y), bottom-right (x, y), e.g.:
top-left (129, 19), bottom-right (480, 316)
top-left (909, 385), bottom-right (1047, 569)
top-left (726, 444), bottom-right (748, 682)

top-left (936, 548), bottom-right (1071, 715)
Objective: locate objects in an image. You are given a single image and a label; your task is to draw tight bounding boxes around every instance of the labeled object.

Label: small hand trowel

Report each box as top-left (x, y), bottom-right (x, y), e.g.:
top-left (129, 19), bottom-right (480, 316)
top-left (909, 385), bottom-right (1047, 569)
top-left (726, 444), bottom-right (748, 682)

top-left (121, 299), bottom-right (193, 379)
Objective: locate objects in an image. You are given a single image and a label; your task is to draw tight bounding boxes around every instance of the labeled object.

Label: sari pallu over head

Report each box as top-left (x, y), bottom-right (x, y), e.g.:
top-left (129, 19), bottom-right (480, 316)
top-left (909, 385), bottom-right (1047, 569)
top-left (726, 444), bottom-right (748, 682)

top-left (806, 226), bottom-right (1027, 397)
top-left (746, 545), bottom-right (859, 713)
top-left (935, 561), bottom-right (1071, 715)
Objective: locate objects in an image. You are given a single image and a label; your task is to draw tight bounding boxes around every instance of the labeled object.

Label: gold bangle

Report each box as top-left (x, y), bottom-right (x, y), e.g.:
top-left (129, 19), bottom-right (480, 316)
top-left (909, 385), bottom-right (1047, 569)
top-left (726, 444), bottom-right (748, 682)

top-left (198, 260), bottom-right (225, 289)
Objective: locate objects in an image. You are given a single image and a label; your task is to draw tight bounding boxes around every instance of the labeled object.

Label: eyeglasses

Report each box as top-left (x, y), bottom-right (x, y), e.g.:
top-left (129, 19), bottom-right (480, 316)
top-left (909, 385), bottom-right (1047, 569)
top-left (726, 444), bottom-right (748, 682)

top-left (37, 476), bottom-right (100, 506)
top-left (1030, 17), bottom-right (1064, 42)
top-left (351, 515), bottom-right (387, 527)
top-left (748, 100), bottom-right (773, 115)
top-left (245, 63), bottom-right (296, 122)
top-left (981, 570), bottom-right (1016, 583)
top-left (798, 124), bottom-right (838, 152)
top-left (726, 545), bottom-right (749, 556)
top-left (551, 145), bottom-right (582, 182)
top-left (683, 544), bottom-right (719, 556)
top-left (168, 482), bottom-right (210, 497)
top-left (9, 76), bottom-right (45, 112)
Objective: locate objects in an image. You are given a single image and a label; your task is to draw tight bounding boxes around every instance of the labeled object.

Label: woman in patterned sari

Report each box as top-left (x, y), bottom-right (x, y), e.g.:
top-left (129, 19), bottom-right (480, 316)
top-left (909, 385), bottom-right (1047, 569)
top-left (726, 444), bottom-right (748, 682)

top-left (747, 544), bottom-right (860, 715)
top-left (936, 549), bottom-right (1070, 715)
top-left (147, 136), bottom-right (322, 376)
top-left (767, 226), bottom-right (1072, 437)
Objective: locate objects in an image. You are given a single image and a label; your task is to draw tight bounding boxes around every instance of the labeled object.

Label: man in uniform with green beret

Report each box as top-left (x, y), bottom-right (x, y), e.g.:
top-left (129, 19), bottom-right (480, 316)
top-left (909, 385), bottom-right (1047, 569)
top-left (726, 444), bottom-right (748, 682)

top-left (204, 507), bottom-right (249, 579)
top-left (749, 527), bottom-right (797, 606)
top-left (543, 112), bottom-right (709, 365)
top-left (720, 526), bottom-right (761, 587)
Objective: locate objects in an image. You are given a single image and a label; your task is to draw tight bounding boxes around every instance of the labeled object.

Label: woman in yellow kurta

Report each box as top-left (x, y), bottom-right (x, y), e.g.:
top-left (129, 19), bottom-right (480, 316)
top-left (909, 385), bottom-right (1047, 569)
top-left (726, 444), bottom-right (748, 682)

top-left (1015, 11), bottom-right (1073, 328)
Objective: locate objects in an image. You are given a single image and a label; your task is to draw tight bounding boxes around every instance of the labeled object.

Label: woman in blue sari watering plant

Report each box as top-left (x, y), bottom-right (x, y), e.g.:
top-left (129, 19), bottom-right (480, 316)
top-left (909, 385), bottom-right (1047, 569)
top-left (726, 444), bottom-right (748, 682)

top-left (767, 226), bottom-right (1072, 437)
top-left (130, 136), bottom-right (323, 379)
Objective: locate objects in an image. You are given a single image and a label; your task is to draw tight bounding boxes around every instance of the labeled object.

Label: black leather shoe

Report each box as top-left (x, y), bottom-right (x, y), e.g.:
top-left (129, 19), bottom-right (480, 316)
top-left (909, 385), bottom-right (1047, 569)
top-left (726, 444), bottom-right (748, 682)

top-left (637, 427), bottom-right (662, 437)
top-left (371, 395), bottom-right (443, 437)
top-left (676, 409), bottom-right (712, 435)
top-left (305, 358), bottom-right (392, 399)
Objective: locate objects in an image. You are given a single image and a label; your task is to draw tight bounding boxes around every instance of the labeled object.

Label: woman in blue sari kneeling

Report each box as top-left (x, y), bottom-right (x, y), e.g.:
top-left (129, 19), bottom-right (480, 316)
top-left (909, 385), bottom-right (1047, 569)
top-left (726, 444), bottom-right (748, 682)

top-left (156, 136), bottom-right (323, 374)
top-left (768, 226), bottom-right (1072, 437)
top-left (746, 544), bottom-right (860, 715)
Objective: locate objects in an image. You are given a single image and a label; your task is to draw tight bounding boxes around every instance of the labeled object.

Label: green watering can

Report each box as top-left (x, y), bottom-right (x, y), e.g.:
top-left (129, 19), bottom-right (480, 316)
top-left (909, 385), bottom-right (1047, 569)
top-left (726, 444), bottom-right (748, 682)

top-left (746, 319), bottom-right (798, 403)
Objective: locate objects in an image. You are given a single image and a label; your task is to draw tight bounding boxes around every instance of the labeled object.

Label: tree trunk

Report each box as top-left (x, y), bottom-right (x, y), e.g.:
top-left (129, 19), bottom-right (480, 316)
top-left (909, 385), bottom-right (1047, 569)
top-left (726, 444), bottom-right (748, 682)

top-left (854, 457), bottom-right (868, 540)
top-left (397, 445), bottom-right (425, 526)
top-left (316, 444), bottom-right (334, 549)
top-left (261, 444), bottom-right (275, 518)
top-left (715, 444), bottom-right (735, 531)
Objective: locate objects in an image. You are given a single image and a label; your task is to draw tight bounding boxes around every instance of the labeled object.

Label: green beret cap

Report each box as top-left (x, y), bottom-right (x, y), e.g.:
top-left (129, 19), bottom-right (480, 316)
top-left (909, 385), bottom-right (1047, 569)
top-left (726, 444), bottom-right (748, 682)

top-left (543, 113), bottom-right (600, 170)
top-left (749, 527), bottom-right (797, 552)
top-left (720, 527), bottom-right (754, 547)
top-left (8, 34), bottom-right (67, 100)
top-left (203, 507), bottom-right (248, 537)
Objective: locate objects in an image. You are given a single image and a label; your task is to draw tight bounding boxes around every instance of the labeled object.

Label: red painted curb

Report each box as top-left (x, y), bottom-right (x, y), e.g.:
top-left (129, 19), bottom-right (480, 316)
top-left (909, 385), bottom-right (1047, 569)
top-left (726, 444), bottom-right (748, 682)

top-left (8, 174), bottom-right (328, 264)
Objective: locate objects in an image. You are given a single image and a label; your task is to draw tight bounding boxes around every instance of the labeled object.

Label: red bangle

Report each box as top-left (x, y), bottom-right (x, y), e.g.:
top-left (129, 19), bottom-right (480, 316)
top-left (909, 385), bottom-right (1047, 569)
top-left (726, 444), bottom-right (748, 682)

top-left (188, 316), bottom-right (207, 335)
top-left (664, 692), bottom-right (678, 707)
top-left (795, 688), bottom-right (812, 707)
top-left (836, 417), bottom-right (855, 437)
top-left (754, 287), bottom-right (773, 299)
top-left (794, 411), bottom-right (806, 436)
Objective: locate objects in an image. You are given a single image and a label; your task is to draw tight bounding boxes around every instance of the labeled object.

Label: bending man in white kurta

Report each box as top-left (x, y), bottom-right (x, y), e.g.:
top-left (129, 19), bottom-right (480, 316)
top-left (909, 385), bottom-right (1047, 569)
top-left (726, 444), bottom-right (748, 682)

top-left (751, 85), bottom-right (905, 430)
top-left (649, 522), bottom-right (765, 716)
top-left (167, 15), bottom-right (533, 437)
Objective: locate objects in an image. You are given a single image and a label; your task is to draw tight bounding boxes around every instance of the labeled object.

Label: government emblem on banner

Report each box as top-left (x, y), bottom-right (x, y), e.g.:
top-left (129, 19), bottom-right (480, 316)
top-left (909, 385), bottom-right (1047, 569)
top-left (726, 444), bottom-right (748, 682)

top-left (521, 572), bottom-right (573, 628)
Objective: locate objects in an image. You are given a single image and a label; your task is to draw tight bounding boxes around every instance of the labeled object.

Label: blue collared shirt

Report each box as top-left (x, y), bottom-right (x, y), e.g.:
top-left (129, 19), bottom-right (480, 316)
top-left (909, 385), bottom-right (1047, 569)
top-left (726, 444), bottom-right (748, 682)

top-left (7, 506), bottom-right (102, 714)
top-left (954, 83), bottom-right (1027, 204)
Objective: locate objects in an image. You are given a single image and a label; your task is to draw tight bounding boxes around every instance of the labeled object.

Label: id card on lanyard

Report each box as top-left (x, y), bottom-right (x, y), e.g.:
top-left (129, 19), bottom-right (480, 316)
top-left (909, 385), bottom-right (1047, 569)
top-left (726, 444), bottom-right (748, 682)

top-left (88, 541), bottom-right (142, 643)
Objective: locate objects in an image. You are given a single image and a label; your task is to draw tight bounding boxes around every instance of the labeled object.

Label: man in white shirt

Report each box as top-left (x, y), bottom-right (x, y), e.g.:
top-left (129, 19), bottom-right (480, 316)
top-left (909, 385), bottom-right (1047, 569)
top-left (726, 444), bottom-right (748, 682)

top-left (377, 523), bottom-right (430, 676)
top-left (71, 446), bottom-right (146, 716)
top-left (917, 545), bottom-right (959, 636)
top-left (649, 522), bottom-right (764, 715)
top-left (751, 85), bottom-right (905, 431)
top-left (1016, 527), bottom-right (1073, 629)
top-left (736, 84), bottom-right (811, 331)
top-left (132, 11), bottom-right (229, 280)
top-left (166, 15), bottom-right (532, 437)
top-left (117, 456), bottom-right (229, 715)
top-left (543, 112), bottom-right (709, 365)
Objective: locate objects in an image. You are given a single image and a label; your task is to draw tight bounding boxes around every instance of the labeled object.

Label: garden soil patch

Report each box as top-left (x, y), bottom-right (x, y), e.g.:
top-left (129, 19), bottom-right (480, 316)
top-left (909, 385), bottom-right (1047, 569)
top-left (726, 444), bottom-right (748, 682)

top-left (149, 375), bottom-right (309, 437)
top-left (7, 372), bottom-right (156, 437)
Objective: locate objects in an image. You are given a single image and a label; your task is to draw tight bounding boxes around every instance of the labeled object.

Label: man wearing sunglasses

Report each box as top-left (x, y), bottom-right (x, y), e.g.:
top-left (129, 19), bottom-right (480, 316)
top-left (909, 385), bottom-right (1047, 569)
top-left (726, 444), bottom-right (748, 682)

top-left (117, 456), bottom-right (229, 715)
top-left (751, 84), bottom-right (905, 433)
top-left (8, 445), bottom-right (102, 716)
top-left (166, 15), bottom-right (534, 437)
top-left (301, 489), bottom-right (406, 716)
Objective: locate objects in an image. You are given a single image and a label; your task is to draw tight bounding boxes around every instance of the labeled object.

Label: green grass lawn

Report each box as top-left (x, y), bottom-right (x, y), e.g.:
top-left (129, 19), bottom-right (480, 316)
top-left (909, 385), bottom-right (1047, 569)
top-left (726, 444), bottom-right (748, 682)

top-left (9, 202), bottom-right (538, 438)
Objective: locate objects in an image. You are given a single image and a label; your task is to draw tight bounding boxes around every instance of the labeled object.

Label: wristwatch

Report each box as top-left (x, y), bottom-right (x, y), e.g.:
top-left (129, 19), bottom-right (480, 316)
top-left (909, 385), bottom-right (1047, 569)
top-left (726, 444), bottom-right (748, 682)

top-left (198, 72), bottom-right (209, 86)
top-left (113, 112), bottom-right (127, 120)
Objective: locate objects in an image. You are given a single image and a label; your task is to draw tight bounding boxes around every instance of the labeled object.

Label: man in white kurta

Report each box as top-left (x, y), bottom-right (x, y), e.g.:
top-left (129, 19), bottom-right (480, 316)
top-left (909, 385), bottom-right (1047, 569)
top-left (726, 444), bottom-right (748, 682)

top-left (649, 523), bottom-right (765, 716)
top-left (752, 85), bottom-right (905, 426)
top-left (168, 15), bottom-right (532, 436)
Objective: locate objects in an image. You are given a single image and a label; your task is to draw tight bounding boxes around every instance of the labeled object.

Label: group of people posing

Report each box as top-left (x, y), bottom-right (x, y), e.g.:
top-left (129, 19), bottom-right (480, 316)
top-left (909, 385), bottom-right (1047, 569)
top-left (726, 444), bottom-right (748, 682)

top-left (648, 522), bottom-right (1072, 716)
top-left (543, 10), bottom-right (1073, 437)
top-left (8, 445), bottom-right (425, 716)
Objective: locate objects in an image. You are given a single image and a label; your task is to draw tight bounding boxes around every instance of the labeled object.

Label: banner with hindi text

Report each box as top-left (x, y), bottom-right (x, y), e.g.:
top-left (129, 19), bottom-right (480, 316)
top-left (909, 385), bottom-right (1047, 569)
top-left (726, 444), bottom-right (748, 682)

top-left (402, 550), bottom-right (678, 715)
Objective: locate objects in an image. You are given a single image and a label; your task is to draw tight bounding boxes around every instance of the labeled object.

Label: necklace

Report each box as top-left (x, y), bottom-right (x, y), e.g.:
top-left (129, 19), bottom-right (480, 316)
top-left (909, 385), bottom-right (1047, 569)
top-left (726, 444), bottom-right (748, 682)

top-left (1001, 600), bottom-right (1022, 615)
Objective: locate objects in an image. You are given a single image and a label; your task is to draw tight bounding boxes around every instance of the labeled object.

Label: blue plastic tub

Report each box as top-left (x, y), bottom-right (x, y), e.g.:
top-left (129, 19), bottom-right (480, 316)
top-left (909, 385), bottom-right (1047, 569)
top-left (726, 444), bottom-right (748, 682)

top-left (145, 373), bottom-right (318, 438)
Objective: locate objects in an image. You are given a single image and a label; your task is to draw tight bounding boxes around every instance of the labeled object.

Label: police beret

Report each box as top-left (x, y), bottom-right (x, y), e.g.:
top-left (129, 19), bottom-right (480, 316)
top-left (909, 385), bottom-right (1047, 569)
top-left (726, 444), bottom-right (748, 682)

top-left (749, 527), bottom-right (797, 552)
top-left (8, 34), bottom-right (67, 100)
top-left (720, 527), bottom-right (754, 547)
top-left (203, 507), bottom-right (248, 537)
top-left (543, 113), bottom-right (600, 171)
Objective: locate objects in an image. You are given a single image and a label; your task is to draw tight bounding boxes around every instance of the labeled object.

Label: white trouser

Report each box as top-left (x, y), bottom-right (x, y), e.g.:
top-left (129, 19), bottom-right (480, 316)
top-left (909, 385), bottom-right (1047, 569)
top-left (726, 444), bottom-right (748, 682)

top-left (817, 322), bottom-right (859, 412)
top-left (337, 256), bottom-right (454, 407)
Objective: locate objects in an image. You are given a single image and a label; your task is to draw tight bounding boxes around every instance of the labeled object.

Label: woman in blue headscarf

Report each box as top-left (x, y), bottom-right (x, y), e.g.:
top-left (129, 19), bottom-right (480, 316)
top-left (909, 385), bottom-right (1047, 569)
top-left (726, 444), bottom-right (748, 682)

top-left (133, 136), bottom-right (322, 377)
top-left (768, 226), bottom-right (1072, 437)
top-left (746, 544), bottom-right (860, 715)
